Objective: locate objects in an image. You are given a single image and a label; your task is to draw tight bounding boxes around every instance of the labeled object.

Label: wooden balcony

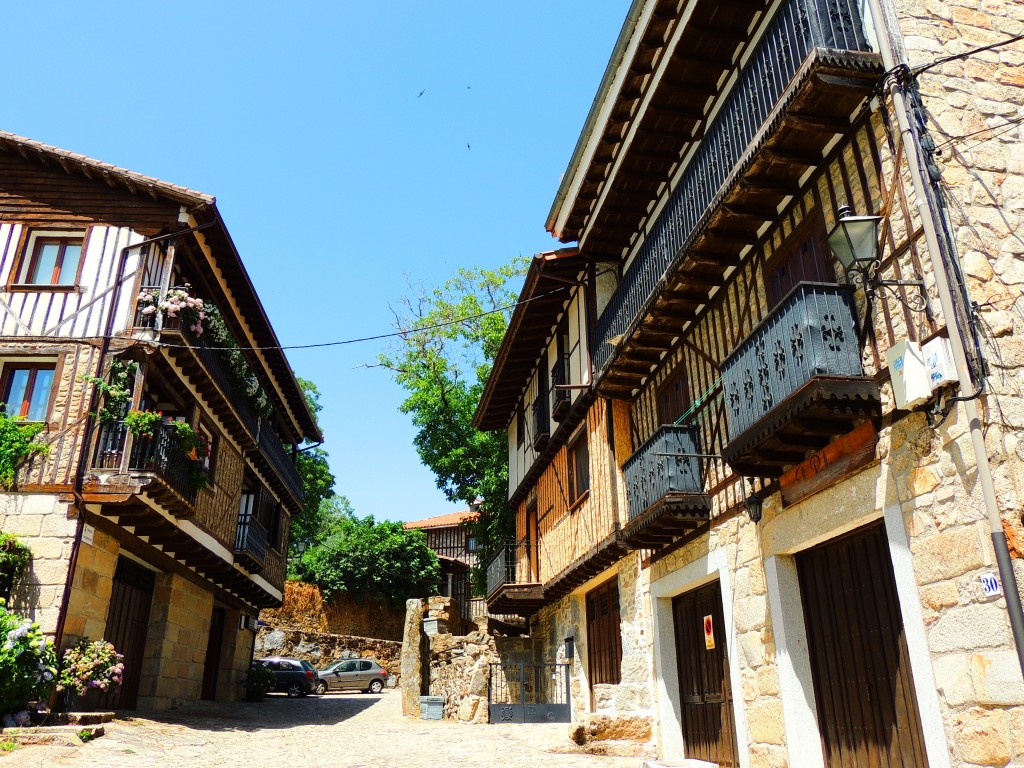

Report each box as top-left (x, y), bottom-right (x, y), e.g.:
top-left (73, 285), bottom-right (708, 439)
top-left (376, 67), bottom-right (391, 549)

top-left (485, 542), bottom-right (544, 616)
top-left (720, 283), bottom-right (880, 476)
top-left (87, 420), bottom-right (199, 516)
top-left (234, 512), bottom-right (268, 573)
top-left (134, 286), bottom-right (259, 448)
top-left (592, 0), bottom-right (882, 395)
top-left (531, 399), bottom-right (550, 451)
top-left (252, 420), bottom-right (304, 511)
top-left (550, 359), bottom-right (571, 423)
top-left (620, 425), bottom-right (711, 549)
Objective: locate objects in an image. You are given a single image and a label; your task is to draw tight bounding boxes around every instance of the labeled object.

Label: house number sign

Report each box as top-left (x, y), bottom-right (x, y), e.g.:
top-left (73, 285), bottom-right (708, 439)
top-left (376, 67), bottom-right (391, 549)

top-left (703, 615), bottom-right (715, 650)
top-left (980, 573), bottom-right (1002, 598)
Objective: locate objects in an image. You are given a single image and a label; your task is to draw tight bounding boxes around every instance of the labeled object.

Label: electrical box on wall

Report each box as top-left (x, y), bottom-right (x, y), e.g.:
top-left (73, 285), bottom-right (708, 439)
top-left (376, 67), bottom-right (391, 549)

top-left (923, 336), bottom-right (957, 391)
top-left (886, 339), bottom-right (932, 410)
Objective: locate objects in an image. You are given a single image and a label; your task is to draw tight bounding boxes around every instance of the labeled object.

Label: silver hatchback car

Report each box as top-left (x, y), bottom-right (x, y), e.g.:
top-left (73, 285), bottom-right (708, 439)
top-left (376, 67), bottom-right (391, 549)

top-left (315, 658), bottom-right (388, 695)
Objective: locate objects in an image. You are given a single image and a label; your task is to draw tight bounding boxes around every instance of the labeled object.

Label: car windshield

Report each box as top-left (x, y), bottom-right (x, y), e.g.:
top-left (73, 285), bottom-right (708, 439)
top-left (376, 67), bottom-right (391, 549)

top-left (300, 661), bottom-right (315, 671)
top-left (320, 661), bottom-right (342, 673)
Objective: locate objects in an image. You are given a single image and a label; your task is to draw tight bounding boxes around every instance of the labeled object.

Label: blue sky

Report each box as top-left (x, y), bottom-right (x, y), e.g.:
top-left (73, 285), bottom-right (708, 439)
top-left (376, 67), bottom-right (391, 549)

top-left (1, 2), bottom-right (625, 522)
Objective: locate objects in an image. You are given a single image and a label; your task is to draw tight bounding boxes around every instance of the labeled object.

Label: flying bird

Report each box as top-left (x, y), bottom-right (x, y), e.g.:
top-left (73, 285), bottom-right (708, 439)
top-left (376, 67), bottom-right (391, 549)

top-left (417, 89), bottom-right (426, 98)
top-left (466, 143), bottom-right (471, 150)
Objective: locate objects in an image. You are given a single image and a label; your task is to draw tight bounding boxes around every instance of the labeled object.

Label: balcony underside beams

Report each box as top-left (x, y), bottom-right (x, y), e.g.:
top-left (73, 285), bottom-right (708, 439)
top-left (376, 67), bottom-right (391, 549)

top-left (485, 584), bottom-right (545, 617)
top-left (82, 473), bottom-right (196, 520)
top-left (88, 503), bottom-right (279, 608)
top-left (595, 53), bottom-right (882, 395)
top-left (619, 495), bottom-right (712, 550)
top-left (543, 530), bottom-right (628, 603)
top-left (721, 376), bottom-right (881, 476)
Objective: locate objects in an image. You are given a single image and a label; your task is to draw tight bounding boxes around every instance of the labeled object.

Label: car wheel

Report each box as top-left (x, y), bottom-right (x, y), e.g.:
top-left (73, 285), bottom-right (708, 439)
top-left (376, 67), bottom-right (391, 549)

top-left (367, 679), bottom-right (384, 694)
top-left (315, 680), bottom-right (328, 695)
top-left (287, 682), bottom-right (303, 698)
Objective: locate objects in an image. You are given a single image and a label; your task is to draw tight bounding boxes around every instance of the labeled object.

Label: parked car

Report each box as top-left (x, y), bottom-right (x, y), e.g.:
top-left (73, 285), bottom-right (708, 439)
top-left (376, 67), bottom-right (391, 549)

top-left (315, 658), bottom-right (388, 695)
top-left (256, 656), bottom-right (317, 697)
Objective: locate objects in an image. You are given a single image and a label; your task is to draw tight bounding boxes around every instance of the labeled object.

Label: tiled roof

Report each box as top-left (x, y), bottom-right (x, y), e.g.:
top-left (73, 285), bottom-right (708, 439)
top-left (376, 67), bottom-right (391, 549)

top-left (403, 510), bottom-right (478, 530)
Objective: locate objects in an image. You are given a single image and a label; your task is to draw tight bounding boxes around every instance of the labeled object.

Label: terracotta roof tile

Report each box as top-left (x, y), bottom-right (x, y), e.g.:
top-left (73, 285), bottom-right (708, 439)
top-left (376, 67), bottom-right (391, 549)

top-left (403, 510), bottom-right (478, 530)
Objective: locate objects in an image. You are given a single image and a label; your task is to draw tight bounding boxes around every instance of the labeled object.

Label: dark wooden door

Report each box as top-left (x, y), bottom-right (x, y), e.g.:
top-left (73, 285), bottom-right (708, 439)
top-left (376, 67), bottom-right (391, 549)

top-left (672, 581), bottom-right (738, 766)
top-left (797, 523), bottom-right (928, 768)
top-left (525, 502), bottom-right (539, 581)
top-left (102, 557), bottom-right (155, 709)
top-left (201, 607), bottom-right (226, 700)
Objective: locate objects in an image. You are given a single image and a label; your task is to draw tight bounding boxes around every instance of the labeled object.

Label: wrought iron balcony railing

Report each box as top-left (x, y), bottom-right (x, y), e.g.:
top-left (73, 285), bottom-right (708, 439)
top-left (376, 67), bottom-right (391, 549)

top-left (257, 420), bottom-right (303, 503)
top-left (622, 425), bottom-right (706, 522)
top-left (92, 420), bottom-right (199, 505)
top-left (486, 541), bottom-right (539, 598)
top-left (721, 282), bottom-right (869, 462)
top-left (531, 398), bottom-right (550, 451)
top-left (550, 359), bottom-right (571, 422)
top-left (235, 510), bottom-right (268, 570)
top-left (593, 0), bottom-right (873, 375)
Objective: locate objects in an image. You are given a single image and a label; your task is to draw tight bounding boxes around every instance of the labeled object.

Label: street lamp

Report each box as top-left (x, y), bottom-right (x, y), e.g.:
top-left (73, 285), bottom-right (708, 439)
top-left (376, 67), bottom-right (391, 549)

top-left (826, 205), bottom-right (927, 311)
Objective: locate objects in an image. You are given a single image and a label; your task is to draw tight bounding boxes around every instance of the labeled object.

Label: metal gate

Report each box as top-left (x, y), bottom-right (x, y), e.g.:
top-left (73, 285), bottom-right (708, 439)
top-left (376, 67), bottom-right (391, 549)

top-left (488, 663), bottom-right (570, 723)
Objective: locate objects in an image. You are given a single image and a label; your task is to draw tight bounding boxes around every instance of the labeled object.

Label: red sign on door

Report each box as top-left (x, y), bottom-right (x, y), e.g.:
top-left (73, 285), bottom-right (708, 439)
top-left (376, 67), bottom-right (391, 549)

top-left (703, 615), bottom-right (715, 650)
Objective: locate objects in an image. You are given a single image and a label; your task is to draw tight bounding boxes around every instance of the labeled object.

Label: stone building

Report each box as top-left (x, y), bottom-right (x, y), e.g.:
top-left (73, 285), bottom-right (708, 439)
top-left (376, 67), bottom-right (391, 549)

top-left (0, 132), bottom-right (319, 708)
top-left (474, 0), bottom-right (1024, 765)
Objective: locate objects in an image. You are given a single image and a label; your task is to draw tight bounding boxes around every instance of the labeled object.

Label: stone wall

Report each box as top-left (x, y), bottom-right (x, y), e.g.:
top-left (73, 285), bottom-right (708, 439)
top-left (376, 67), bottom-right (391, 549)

top-left (0, 492), bottom-right (77, 634)
top-left (218, 612), bottom-right (256, 702)
top-left (255, 626), bottom-right (401, 686)
top-left (426, 630), bottom-right (501, 723)
top-left (137, 572), bottom-right (214, 709)
top-left (61, 526), bottom-right (120, 649)
top-left (259, 580), bottom-right (406, 641)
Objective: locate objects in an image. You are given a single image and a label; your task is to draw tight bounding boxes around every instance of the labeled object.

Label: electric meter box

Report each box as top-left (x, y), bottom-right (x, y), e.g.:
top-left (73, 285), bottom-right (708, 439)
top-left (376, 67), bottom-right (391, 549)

top-left (886, 339), bottom-right (932, 410)
top-left (923, 336), bottom-right (957, 391)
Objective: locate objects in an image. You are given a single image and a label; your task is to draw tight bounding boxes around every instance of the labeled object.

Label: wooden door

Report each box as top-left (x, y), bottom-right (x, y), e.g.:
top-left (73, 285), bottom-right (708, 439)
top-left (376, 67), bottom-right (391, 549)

top-left (525, 502), bottom-right (539, 582)
top-left (797, 523), bottom-right (928, 768)
top-left (201, 607), bottom-right (226, 700)
top-left (672, 581), bottom-right (739, 767)
top-left (102, 557), bottom-right (155, 709)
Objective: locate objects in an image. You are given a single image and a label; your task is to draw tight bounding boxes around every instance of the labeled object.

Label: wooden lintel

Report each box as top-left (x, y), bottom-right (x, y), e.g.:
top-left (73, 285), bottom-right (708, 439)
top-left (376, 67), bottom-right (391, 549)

top-left (780, 422), bottom-right (878, 506)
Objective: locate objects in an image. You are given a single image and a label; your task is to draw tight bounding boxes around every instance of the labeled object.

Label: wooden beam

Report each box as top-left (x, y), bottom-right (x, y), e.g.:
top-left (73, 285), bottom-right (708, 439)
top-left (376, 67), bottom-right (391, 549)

top-left (783, 113), bottom-right (850, 134)
top-left (738, 176), bottom-right (801, 196)
top-left (764, 146), bottom-right (824, 167)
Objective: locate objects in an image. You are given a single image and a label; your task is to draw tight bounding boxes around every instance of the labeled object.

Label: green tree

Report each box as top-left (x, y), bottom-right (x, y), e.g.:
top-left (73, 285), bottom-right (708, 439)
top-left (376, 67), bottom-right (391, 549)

top-left (293, 513), bottom-right (440, 605)
top-left (289, 378), bottom-right (336, 557)
top-left (378, 259), bottom-right (529, 590)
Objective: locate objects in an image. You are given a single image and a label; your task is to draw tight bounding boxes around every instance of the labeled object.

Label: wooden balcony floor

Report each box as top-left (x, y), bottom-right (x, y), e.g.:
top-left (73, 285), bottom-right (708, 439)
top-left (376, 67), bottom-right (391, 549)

top-left (619, 494), bottom-right (711, 550)
top-left (486, 583), bottom-right (545, 617)
top-left (721, 376), bottom-right (880, 476)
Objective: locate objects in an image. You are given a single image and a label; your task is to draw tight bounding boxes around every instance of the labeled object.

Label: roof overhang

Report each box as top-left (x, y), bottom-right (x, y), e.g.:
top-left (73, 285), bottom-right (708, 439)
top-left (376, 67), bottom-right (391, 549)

top-left (0, 130), bottom-right (322, 442)
top-left (473, 248), bottom-right (584, 431)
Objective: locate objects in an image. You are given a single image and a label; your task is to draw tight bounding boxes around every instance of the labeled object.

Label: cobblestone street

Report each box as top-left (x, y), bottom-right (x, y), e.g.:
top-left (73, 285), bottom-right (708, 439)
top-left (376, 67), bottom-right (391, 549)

top-left (1, 692), bottom-right (642, 768)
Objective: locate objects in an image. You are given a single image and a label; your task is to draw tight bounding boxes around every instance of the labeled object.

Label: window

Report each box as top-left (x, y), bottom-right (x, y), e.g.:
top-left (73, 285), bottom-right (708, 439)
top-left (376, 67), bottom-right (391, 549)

top-left (765, 219), bottom-right (832, 309)
top-left (586, 578), bottom-right (622, 686)
top-left (196, 421), bottom-right (217, 482)
top-left (1, 363), bottom-right (55, 421)
top-left (16, 232), bottom-right (84, 286)
top-left (567, 428), bottom-right (589, 505)
top-left (466, 536), bottom-right (478, 552)
top-left (658, 366), bottom-right (691, 425)
top-left (516, 403), bottom-right (525, 447)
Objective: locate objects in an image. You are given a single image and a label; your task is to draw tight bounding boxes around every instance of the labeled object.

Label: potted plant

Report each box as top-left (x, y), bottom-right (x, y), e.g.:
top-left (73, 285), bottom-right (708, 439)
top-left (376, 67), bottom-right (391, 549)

top-left (81, 359), bottom-right (137, 424)
top-left (0, 602), bottom-right (56, 718)
top-left (0, 534), bottom-right (30, 605)
top-left (123, 409), bottom-right (163, 437)
top-left (56, 640), bottom-right (124, 711)
top-left (241, 661), bottom-right (275, 702)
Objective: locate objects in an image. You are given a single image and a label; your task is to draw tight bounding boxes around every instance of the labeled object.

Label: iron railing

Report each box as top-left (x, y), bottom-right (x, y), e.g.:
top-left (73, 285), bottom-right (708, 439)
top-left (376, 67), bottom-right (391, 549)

top-left (593, 0), bottom-right (873, 375)
top-left (486, 541), bottom-right (538, 597)
top-left (721, 282), bottom-right (864, 440)
top-left (531, 398), bottom-right (550, 450)
top-left (235, 510), bottom-right (269, 566)
top-left (550, 359), bottom-right (570, 420)
top-left (92, 420), bottom-right (198, 505)
top-left (622, 425), bottom-right (705, 521)
top-left (133, 286), bottom-right (259, 438)
top-left (257, 420), bottom-right (303, 502)
top-left (488, 663), bottom-right (571, 723)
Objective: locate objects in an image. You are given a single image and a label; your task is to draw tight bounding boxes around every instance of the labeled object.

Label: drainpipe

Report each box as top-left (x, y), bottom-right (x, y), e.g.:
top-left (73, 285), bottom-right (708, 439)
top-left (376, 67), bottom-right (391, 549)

top-left (865, 0), bottom-right (1024, 675)
top-left (53, 221), bottom-right (216, 649)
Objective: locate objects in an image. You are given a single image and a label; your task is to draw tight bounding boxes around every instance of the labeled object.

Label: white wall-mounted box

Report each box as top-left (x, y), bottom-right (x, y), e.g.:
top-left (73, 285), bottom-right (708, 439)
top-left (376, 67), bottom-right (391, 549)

top-left (922, 336), bottom-right (957, 391)
top-left (886, 339), bottom-right (932, 410)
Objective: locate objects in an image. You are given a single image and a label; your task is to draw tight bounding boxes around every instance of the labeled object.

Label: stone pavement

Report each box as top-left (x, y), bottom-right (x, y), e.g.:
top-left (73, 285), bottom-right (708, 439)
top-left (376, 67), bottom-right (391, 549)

top-left (0, 691), bottom-right (644, 768)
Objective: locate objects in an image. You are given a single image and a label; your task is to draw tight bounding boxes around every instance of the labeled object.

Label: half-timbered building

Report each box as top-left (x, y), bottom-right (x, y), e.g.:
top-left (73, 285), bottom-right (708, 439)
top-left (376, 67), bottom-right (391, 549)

top-left (404, 509), bottom-right (479, 618)
top-left (478, 0), bottom-right (1024, 765)
top-left (0, 131), bottom-right (320, 708)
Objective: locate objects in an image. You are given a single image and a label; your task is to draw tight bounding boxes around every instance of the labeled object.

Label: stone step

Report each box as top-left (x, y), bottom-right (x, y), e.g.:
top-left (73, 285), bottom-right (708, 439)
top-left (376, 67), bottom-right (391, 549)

top-left (1, 724), bottom-right (105, 747)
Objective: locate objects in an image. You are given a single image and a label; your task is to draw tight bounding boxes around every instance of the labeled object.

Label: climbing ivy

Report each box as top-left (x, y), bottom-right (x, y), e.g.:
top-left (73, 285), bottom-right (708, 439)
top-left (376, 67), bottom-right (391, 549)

top-left (0, 416), bottom-right (48, 490)
top-left (82, 359), bottom-right (138, 423)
